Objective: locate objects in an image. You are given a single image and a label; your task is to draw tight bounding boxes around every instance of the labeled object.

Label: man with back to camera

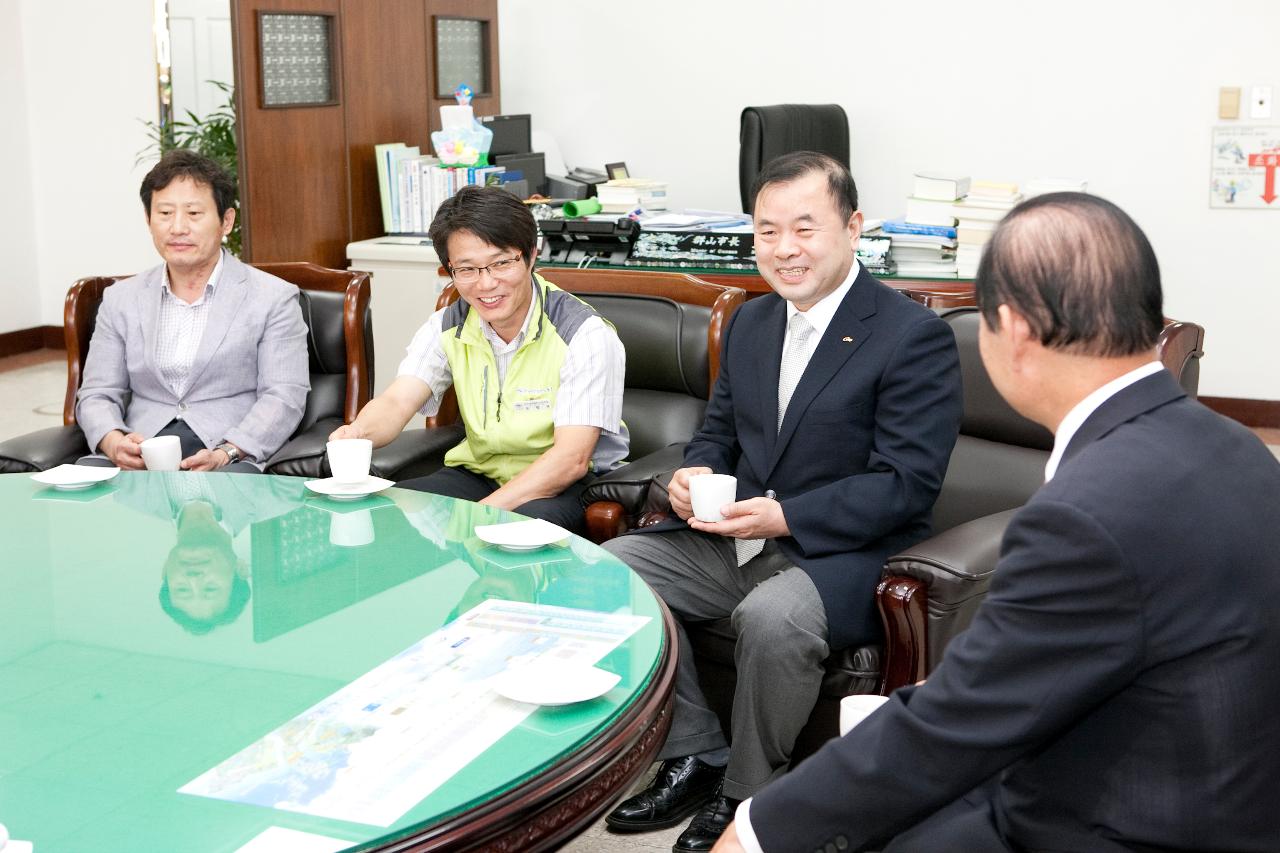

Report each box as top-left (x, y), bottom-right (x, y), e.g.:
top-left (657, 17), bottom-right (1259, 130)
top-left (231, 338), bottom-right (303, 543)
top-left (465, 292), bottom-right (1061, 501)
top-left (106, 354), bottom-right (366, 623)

top-left (330, 185), bottom-right (627, 532)
top-left (602, 151), bottom-right (964, 852)
top-left (712, 193), bottom-right (1280, 852)
top-left (76, 149), bottom-right (309, 472)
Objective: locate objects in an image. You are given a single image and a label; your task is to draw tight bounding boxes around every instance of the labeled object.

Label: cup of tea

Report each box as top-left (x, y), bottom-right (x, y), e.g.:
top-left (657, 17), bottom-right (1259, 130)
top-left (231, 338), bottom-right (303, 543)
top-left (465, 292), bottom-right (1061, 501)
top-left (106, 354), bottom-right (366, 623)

top-left (327, 438), bottom-right (373, 484)
top-left (689, 473), bottom-right (737, 522)
top-left (140, 435), bottom-right (182, 471)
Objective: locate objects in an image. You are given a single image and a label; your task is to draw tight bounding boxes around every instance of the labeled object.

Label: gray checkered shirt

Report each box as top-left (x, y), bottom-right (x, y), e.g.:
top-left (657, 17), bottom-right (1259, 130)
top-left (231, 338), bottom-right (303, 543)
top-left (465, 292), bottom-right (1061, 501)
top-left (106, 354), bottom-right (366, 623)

top-left (156, 253), bottom-right (224, 399)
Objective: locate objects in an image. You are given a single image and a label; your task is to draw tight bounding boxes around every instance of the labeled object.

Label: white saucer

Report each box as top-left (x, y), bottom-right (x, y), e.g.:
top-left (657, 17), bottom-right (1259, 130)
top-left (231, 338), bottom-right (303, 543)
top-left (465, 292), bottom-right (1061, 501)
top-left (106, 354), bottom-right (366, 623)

top-left (490, 661), bottom-right (621, 706)
top-left (31, 464), bottom-right (120, 490)
top-left (304, 476), bottom-right (394, 501)
top-left (474, 518), bottom-right (570, 551)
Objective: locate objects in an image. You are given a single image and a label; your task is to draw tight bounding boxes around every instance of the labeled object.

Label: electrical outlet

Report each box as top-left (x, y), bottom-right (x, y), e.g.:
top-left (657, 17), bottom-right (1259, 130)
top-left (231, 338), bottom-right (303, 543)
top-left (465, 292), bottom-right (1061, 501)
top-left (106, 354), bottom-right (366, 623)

top-left (1250, 85), bottom-right (1273, 119)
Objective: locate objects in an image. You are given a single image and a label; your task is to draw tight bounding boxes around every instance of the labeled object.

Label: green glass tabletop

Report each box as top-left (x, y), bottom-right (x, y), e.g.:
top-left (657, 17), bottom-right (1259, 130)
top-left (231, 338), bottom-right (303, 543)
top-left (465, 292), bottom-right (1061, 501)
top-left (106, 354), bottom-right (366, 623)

top-left (0, 471), bottom-right (667, 852)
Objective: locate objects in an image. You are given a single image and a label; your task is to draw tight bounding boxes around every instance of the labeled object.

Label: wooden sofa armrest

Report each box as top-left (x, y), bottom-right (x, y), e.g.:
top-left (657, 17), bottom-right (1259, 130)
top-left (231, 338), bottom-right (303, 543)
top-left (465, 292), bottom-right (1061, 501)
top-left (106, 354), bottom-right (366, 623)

top-left (876, 509), bottom-right (1017, 694)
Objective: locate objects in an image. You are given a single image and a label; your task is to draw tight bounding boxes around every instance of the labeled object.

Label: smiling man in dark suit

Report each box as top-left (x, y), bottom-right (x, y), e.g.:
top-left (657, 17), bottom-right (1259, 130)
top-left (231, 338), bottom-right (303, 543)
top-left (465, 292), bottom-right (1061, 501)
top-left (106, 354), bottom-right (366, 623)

top-left (714, 193), bottom-right (1280, 852)
top-left (602, 152), bottom-right (963, 852)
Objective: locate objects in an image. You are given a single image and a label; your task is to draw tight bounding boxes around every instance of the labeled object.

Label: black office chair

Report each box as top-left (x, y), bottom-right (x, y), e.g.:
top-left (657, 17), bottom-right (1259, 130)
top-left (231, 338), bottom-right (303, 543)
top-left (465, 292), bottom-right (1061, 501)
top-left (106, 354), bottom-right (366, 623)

top-left (739, 104), bottom-right (850, 214)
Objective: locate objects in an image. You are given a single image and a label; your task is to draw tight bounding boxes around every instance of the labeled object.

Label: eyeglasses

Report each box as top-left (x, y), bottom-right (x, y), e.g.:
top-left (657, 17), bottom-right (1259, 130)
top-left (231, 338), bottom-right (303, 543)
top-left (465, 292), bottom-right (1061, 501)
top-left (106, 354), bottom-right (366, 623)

top-left (449, 255), bottom-right (524, 284)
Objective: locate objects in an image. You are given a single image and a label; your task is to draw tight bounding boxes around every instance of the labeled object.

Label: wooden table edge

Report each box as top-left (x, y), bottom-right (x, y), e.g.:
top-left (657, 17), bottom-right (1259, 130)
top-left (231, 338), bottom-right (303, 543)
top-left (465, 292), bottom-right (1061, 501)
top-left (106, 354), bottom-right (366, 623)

top-left (370, 595), bottom-right (679, 852)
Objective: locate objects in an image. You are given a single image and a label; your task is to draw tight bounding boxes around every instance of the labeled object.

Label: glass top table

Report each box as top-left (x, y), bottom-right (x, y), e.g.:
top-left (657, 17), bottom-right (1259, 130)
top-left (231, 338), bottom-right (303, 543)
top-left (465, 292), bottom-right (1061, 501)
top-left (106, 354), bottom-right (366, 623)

top-left (0, 471), bottom-right (675, 852)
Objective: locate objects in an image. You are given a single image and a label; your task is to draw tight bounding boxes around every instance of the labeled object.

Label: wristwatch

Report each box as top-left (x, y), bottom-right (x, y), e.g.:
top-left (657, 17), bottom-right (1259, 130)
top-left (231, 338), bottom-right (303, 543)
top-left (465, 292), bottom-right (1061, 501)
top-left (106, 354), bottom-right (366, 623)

top-left (216, 442), bottom-right (243, 464)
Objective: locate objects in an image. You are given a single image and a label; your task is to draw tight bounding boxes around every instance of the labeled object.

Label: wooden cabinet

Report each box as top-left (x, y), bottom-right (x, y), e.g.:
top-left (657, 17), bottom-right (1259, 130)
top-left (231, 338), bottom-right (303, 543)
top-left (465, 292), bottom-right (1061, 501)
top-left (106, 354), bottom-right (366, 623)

top-left (230, 0), bottom-right (500, 267)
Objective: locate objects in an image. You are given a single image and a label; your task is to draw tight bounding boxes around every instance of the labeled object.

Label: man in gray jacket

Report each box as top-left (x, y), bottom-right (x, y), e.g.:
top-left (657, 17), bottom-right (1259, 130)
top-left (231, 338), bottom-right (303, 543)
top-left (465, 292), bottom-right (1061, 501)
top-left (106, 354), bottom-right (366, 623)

top-left (76, 150), bottom-right (309, 471)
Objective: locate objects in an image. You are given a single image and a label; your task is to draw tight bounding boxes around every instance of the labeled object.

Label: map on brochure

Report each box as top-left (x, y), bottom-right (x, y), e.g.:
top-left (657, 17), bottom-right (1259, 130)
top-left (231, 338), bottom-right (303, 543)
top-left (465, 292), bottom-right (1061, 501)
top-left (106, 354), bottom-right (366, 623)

top-left (179, 600), bottom-right (651, 826)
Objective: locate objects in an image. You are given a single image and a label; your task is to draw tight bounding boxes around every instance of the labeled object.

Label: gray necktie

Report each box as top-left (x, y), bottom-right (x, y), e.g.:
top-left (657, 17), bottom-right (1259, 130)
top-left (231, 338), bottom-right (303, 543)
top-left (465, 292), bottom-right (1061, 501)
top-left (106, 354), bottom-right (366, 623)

top-left (736, 313), bottom-right (816, 566)
top-left (777, 313), bottom-right (815, 432)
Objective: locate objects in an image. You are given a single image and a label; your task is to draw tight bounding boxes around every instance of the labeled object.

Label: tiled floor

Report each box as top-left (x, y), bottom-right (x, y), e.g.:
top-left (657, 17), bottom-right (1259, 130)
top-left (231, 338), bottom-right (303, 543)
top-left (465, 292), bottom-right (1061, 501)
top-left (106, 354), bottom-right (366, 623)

top-left (2, 350), bottom-right (1277, 852)
top-left (0, 349), bottom-right (65, 441)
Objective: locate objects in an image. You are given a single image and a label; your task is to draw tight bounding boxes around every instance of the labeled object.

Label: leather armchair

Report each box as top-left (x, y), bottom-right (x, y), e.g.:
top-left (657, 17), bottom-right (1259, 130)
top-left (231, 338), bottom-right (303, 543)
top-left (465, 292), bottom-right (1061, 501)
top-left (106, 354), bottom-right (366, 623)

top-left (739, 104), bottom-right (850, 214)
top-left (0, 264), bottom-right (373, 478)
top-left (874, 309), bottom-right (1206, 695)
top-left (370, 268), bottom-right (747, 505)
top-left (258, 262), bottom-right (373, 478)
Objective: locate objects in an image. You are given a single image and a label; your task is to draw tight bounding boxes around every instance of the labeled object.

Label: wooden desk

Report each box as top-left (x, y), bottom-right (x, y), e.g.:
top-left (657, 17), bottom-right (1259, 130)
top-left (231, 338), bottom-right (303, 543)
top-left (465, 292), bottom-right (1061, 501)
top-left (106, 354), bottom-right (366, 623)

top-left (539, 263), bottom-right (977, 309)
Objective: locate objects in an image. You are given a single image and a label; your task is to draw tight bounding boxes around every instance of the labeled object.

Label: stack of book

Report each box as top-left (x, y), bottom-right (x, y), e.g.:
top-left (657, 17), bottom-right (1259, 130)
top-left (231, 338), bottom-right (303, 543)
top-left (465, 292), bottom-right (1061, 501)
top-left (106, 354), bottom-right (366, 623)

top-left (890, 172), bottom-right (968, 278)
top-left (952, 181), bottom-right (1023, 277)
top-left (375, 142), bottom-right (507, 235)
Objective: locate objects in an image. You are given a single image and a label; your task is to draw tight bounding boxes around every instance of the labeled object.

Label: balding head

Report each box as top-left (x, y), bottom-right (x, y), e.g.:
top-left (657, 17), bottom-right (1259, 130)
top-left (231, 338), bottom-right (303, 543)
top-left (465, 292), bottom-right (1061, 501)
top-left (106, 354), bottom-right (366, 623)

top-left (976, 193), bottom-right (1163, 357)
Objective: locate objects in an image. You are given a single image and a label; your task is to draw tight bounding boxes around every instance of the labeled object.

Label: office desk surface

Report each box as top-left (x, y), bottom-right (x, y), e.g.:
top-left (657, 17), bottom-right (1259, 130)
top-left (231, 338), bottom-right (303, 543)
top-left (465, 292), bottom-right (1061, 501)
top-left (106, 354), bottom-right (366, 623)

top-left (0, 472), bottom-right (673, 852)
top-left (538, 262), bottom-right (977, 308)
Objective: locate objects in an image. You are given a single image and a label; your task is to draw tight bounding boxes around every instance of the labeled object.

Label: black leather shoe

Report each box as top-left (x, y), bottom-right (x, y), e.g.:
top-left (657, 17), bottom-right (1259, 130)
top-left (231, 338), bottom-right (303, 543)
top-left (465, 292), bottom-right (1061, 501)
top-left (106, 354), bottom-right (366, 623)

top-left (605, 755), bottom-right (725, 832)
top-left (673, 783), bottom-right (739, 853)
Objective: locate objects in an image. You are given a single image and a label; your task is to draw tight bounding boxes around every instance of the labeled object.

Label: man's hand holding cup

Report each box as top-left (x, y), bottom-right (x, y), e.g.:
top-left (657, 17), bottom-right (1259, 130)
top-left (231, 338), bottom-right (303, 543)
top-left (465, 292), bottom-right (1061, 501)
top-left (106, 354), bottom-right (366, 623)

top-left (328, 423), bottom-right (367, 442)
top-left (686, 472), bottom-right (790, 540)
top-left (668, 466), bottom-right (712, 520)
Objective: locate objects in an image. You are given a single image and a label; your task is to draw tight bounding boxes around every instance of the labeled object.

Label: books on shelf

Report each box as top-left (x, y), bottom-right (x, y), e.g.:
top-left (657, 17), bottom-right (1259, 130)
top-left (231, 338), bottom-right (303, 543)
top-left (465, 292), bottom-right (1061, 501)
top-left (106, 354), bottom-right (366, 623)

top-left (892, 245), bottom-right (956, 263)
top-left (881, 218), bottom-right (957, 239)
top-left (956, 244), bottom-right (983, 278)
top-left (376, 141), bottom-right (506, 234)
top-left (952, 198), bottom-right (1020, 221)
top-left (887, 232), bottom-right (956, 249)
top-left (904, 197), bottom-right (958, 227)
top-left (894, 260), bottom-right (958, 278)
top-left (374, 143), bottom-right (407, 233)
top-left (966, 180), bottom-right (1021, 203)
top-left (956, 226), bottom-right (995, 245)
top-left (912, 172), bottom-right (971, 202)
top-left (952, 180), bottom-right (1020, 279)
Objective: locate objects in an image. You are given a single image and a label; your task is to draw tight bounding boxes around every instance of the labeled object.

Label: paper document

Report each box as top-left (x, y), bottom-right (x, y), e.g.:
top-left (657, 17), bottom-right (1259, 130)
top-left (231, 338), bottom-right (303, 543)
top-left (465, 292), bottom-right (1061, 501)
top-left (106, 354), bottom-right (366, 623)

top-left (180, 600), bottom-right (650, 826)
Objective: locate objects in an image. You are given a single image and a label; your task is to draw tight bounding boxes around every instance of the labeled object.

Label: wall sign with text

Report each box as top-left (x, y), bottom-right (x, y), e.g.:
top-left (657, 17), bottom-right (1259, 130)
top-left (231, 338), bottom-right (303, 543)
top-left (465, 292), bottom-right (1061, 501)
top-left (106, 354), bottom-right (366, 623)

top-left (1210, 126), bottom-right (1280, 208)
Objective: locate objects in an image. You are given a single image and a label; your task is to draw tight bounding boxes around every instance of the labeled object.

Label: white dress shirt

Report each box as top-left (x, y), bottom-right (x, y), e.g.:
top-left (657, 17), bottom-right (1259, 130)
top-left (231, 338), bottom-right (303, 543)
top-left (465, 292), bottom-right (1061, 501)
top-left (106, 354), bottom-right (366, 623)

top-left (156, 251), bottom-right (225, 400)
top-left (1043, 360), bottom-right (1163, 482)
top-left (781, 259), bottom-right (860, 373)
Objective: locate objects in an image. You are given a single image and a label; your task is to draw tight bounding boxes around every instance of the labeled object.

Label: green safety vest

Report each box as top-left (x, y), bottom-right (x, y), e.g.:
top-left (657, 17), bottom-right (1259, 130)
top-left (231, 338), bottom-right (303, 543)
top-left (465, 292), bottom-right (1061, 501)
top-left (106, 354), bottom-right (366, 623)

top-left (439, 273), bottom-right (606, 484)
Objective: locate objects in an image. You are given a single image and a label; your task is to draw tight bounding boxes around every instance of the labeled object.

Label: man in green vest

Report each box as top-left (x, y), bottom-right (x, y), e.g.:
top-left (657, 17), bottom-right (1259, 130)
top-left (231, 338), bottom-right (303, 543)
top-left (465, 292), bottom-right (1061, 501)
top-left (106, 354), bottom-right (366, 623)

top-left (331, 186), bottom-right (628, 531)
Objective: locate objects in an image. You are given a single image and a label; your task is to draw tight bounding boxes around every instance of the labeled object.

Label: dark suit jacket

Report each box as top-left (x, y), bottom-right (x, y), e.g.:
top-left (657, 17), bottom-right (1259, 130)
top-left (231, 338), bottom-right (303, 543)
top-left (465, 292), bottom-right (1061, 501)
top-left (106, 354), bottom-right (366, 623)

top-left (751, 370), bottom-right (1280, 852)
top-left (646, 265), bottom-right (962, 650)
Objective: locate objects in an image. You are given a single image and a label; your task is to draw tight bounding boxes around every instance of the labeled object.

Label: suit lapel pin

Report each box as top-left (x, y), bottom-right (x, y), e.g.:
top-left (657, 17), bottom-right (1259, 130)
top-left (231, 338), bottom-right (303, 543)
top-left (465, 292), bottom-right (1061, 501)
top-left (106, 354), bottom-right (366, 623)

top-left (842, 336), bottom-right (854, 343)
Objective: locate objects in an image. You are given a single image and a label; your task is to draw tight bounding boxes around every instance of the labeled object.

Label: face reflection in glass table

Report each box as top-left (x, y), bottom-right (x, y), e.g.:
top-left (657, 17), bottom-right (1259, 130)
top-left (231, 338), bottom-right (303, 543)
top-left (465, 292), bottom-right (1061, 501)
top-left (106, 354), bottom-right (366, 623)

top-left (0, 472), bottom-right (668, 852)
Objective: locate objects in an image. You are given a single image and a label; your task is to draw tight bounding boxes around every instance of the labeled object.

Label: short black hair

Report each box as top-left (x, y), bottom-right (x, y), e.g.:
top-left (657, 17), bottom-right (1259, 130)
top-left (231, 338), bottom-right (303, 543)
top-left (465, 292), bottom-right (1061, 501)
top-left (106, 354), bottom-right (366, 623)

top-left (750, 151), bottom-right (858, 222)
top-left (140, 149), bottom-right (237, 220)
top-left (428, 185), bottom-right (538, 270)
top-left (975, 192), bottom-right (1163, 357)
top-left (158, 574), bottom-right (251, 636)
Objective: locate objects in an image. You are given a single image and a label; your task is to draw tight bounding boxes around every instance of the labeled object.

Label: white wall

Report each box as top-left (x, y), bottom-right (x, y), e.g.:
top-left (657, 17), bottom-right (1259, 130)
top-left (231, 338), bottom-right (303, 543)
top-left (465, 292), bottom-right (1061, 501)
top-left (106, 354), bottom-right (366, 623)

top-left (5, 1), bottom-right (1274, 399)
top-left (12, 0), bottom-right (158, 330)
top-left (0, 2), bottom-right (41, 335)
top-left (497, 0), bottom-right (1279, 400)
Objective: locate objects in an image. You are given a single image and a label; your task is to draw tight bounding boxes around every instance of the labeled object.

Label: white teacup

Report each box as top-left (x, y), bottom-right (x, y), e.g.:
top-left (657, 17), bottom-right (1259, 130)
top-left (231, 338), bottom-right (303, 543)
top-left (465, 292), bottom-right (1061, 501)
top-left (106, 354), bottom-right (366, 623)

top-left (689, 473), bottom-right (737, 522)
top-left (330, 509), bottom-right (375, 547)
top-left (140, 435), bottom-right (182, 471)
top-left (839, 694), bottom-right (890, 736)
top-left (327, 438), bottom-right (373, 484)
